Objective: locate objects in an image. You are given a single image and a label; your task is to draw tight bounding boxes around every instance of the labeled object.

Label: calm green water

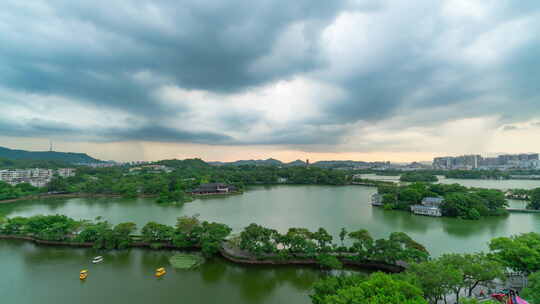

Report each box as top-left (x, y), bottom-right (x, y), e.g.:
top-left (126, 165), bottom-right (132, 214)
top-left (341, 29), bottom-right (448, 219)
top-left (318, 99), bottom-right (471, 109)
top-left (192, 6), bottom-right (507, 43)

top-left (1, 185), bottom-right (540, 303)
top-left (0, 240), bottom-right (320, 304)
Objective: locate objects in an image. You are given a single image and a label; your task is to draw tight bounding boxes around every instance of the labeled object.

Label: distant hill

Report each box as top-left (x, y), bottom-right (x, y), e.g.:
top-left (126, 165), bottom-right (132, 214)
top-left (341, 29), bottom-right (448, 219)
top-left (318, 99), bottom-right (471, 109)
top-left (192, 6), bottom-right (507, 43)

top-left (285, 160), bottom-right (307, 167)
top-left (209, 158), bottom-right (284, 166)
top-left (312, 160), bottom-right (370, 168)
top-left (207, 159), bottom-right (377, 168)
top-left (0, 146), bottom-right (103, 164)
top-left (157, 158), bottom-right (210, 168)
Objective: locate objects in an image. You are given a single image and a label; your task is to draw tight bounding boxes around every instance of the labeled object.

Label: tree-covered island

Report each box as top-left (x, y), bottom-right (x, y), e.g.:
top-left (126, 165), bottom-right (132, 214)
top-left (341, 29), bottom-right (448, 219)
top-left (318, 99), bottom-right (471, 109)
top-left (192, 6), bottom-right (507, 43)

top-left (377, 182), bottom-right (510, 219)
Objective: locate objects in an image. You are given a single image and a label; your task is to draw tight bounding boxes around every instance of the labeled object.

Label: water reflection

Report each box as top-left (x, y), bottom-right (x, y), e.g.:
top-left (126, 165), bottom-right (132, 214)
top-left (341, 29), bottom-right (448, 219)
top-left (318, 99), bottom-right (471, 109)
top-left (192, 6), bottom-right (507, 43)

top-left (3, 185), bottom-right (540, 258)
top-left (200, 258), bottom-right (228, 283)
top-left (225, 264), bottom-right (321, 303)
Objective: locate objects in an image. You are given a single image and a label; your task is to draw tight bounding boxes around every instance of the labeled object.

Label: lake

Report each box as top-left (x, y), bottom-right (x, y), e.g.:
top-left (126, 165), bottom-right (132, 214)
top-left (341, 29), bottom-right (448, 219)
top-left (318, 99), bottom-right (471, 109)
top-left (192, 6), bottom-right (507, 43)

top-left (1, 185), bottom-right (539, 303)
top-left (359, 174), bottom-right (540, 190)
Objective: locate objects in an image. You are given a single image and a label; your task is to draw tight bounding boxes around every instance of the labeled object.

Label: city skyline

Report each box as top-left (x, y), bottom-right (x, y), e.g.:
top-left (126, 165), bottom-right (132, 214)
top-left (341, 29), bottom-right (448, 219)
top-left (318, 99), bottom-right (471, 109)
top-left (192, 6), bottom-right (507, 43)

top-left (1, 1), bottom-right (540, 162)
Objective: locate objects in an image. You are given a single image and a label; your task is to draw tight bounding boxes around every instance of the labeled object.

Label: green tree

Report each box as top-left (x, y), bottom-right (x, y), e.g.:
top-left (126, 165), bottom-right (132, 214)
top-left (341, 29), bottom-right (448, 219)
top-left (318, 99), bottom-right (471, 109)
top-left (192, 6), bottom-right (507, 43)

top-left (398, 188), bottom-right (422, 205)
top-left (474, 189), bottom-right (507, 211)
top-left (141, 222), bottom-right (174, 243)
top-left (348, 229), bottom-right (373, 260)
top-left (400, 172), bottom-right (438, 182)
top-left (529, 188), bottom-right (540, 210)
top-left (339, 228), bottom-right (348, 247)
top-left (1, 217), bottom-right (28, 235)
top-left (407, 260), bottom-right (461, 304)
top-left (317, 254), bottom-right (343, 270)
top-left (489, 233), bottom-right (540, 274)
top-left (438, 254), bottom-right (470, 303)
top-left (310, 275), bottom-right (367, 304)
top-left (281, 227), bottom-right (317, 256)
top-left (460, 253), bottom-right (504, 296)
top-left (313, 228), bottom-right (334, 253)
top-left (522, 271), bottom-right (540, 304)
top-left (198, 221), bottom-right (232, 257)
top-left (47, 176), bottom-right (69, 192)
top-left (320, 272), bottom-right (428, 304)
top-left (388, 232), bottom-right (429, 262)
top-left (113, 222), bottom-right (137, 249)
top-left (239, 223), bottom-right (278, 257)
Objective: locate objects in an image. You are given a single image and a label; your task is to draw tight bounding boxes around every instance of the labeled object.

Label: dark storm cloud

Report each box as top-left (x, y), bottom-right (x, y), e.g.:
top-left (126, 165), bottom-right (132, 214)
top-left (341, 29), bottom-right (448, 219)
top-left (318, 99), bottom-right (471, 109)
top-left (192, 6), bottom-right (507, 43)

top-left (0, 0), bottom-right (355, 144)
top-left (0, 0), bottom-right (344, 113)
top-left (0, 118), bottom-right (232, 144)
top-left (2, 0), bottom-right (540, 148)
top-left (102, 126), bottom-right (232, 144)
top-left (0, 119), bottom-right (81, 138)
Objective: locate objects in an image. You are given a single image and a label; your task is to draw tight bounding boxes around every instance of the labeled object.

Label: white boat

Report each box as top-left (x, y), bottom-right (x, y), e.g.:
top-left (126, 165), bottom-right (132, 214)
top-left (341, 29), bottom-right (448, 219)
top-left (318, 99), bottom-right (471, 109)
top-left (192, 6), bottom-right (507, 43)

top-left (92, 256), bottom-right (104, 264)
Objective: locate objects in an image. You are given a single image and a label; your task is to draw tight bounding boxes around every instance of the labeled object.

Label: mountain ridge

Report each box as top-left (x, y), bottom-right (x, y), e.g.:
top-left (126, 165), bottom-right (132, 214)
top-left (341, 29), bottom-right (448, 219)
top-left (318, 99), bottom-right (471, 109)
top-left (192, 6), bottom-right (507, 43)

top-left (0, 146), bottom-right (103, 164)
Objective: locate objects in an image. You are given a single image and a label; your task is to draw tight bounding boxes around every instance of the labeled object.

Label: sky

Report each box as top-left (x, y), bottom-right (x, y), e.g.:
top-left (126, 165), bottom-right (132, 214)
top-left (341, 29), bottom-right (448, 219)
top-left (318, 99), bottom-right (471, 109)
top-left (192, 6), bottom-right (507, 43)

top-left (1, 1), bottom-right (540, 162)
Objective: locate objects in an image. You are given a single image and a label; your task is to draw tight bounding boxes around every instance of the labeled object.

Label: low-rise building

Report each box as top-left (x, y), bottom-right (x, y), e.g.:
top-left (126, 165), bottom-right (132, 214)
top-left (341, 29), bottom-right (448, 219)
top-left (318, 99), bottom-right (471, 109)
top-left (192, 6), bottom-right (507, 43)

top-left (191, 183), bottom-right (237, 195)
top-left (371, 193), bottom-right (384, 206)
top-left (0, 168), bottom-right (76, 188)
top-left (57, 168), bottom-right (76, 178)
top-left (410, 197), bottom-right (444, 217)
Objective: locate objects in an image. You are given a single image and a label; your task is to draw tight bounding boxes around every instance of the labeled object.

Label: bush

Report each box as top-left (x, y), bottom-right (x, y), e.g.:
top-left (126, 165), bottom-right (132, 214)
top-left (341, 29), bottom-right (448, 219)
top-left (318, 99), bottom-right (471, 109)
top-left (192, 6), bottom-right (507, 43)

top-left (317, 254), bottom-right (343, 270)
top-left (465, 208), bottom-right (481, 220)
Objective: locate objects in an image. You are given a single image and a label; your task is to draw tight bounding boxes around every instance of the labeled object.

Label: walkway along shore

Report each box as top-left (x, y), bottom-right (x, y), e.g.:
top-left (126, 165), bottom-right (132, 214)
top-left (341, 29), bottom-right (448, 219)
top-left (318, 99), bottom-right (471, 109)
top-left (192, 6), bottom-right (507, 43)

top-left (0, 234), bottom-right (406, 273)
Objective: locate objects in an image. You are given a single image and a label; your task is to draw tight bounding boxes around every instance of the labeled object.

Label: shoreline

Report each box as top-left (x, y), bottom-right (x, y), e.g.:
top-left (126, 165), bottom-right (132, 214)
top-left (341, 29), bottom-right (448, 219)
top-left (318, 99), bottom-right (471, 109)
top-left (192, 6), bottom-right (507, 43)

top-left (0, 234), bottom-right (405, 273)
top-left (219, 244), bottom-right (405, 273)
top-left (0, 184), bottom-right (361, 205)
top-left (0, 193), bottom-right (131, 204)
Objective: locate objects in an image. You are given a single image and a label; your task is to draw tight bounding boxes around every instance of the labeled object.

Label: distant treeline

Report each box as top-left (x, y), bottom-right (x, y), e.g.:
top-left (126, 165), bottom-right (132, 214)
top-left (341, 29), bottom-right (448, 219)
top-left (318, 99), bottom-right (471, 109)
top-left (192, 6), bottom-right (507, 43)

top-left (0, 159), bottom-right (349, 203)
top-left (399, 172), bottom-right (438, 182)
top-left (372, 169), bottom-right (540, 180)
top-left (444, 170), bottom-right (510, 180)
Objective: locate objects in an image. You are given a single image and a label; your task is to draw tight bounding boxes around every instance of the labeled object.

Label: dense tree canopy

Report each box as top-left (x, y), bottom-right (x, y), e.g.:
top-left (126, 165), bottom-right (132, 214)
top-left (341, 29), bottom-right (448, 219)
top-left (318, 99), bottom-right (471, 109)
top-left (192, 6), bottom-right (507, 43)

top-left (400, 172), bottom-right (438, 182)
top-left (407, 259), bottom-right (461, 304)
top-left (377, 182), bottom-right (508, 219)
top-left (311, 275), bottom-right (367, 304)
top-left (0, 181), bottom-right (41, 200)
top-left (16, 160), bottom-right (350, 204)
top-left (522, 271), bottom-right (540, 304)
top-left (238, 224), bottom-right (429, 265)
top-left (489, 232), bottom-right (540, 274)
top-left (529, 188), bottom-right (540, 210)
top-left (314, 272), bottom-right (428, 304)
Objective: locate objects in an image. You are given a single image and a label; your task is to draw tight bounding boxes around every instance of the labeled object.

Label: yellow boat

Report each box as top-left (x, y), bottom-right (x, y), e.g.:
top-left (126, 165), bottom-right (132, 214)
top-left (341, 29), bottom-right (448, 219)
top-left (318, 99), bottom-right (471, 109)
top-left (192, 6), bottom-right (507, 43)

top-left (79, 270), bottom-right (88, 280)
top-left (155, 267), bottom-right (166, 277)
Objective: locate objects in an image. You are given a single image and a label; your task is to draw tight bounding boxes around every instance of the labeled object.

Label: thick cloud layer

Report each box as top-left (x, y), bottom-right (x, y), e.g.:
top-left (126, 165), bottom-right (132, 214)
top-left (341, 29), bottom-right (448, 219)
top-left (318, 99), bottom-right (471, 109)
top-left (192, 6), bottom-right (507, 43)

top-left (1, 0), bottom-right (539, 154)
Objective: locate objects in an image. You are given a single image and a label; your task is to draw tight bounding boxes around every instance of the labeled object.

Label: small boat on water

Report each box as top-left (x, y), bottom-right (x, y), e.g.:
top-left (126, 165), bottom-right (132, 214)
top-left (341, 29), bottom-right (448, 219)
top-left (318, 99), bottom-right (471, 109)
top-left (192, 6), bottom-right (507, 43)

top-left (155, 267), bottom-right (166, 277)
top-left (92, 256), bottom-right (104, 264)
top-left (79, 270), bottom-right (88, 280)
